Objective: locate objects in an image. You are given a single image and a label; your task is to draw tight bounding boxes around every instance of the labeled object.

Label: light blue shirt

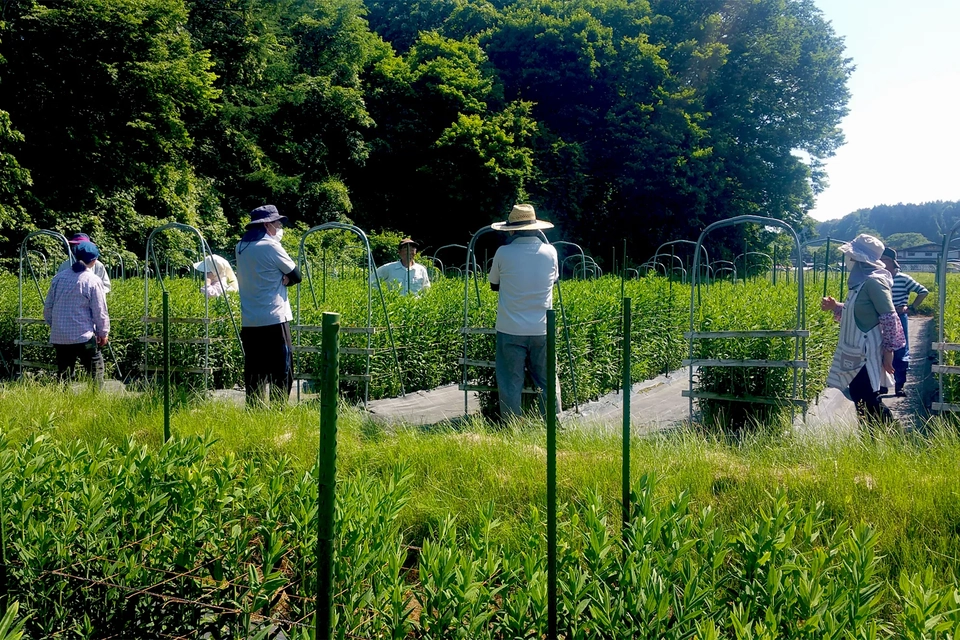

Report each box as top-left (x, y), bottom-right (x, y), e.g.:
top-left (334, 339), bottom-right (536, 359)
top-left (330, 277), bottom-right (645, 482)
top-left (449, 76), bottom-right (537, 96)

top-left (236, 235), bottom-right (297, 327)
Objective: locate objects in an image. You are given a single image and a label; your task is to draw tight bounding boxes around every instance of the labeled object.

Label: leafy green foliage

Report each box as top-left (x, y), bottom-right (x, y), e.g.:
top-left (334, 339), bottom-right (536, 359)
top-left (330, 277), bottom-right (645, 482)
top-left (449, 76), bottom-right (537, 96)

top-left (0, 427), bottom-right (955, 637)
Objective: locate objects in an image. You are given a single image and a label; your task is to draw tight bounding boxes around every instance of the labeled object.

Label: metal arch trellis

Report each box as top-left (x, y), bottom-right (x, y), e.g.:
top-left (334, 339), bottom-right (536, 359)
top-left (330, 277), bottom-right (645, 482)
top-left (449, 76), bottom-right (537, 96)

top-left (551, 241), bottom-right (586, 281)
top-left (932, 218), bottom-right (960, 412)
top-left (711, 259), bottom-right (738, 282)
top-left (144, 223), bottom-right (243, 392)
top-left (800, 236), bottom-right (851, 299)
top-left (685, 216), bottom-right (809, 428)
top-left (461, 227), bottom-right (581, 415)
top-left (293, 223), bottom-right (404, 408)
top-left (16, 231), bottom-right (74, 377)
top-left (656, 240), bottom-right (710, 288)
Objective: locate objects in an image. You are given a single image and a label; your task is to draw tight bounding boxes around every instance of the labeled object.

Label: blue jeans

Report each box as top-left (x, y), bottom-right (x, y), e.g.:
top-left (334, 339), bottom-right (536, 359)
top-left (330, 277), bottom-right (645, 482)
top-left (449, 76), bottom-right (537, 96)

top-left (495, 332), bottom-right (552, 418)
top-left (892, 312), bottom-right (909, 389)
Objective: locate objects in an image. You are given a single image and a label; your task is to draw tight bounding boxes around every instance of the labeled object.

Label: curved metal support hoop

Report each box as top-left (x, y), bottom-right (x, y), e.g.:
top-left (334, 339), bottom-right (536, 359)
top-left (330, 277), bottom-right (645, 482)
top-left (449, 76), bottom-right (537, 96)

top-left (552, 241), bottom-right (586, 280)
top-left (688, 216), bottom-right (806, 428)
top-left (936, 217), bottom-right (960, 412)
top-left (17, 231), bottom-right (73, 378)
top-left (463, 228), bottom-right (580, 415)
top-left (144, 222), bottom-right (243, 392)
top-left (295, 222), bottom-right (404, 407)
top-left (656, 240), bottom-right (710, 286)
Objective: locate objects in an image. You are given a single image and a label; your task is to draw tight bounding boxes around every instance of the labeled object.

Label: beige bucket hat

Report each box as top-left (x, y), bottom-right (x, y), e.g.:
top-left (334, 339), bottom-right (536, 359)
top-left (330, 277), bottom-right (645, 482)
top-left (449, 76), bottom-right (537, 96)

top-left (491, 204), bottom-right (554, 232)
top-left (838, 234), bottom-right (886, 270)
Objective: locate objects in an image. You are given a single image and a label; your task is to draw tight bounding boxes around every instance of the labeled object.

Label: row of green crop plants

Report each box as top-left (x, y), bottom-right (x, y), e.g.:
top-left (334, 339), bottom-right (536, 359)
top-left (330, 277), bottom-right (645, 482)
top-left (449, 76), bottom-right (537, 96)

top-left (1, 431), bottom-right (958, 639)
top-left (0, 271), bottom-right (841, 417)
top-left (933, 274), bottom-right (960, 406)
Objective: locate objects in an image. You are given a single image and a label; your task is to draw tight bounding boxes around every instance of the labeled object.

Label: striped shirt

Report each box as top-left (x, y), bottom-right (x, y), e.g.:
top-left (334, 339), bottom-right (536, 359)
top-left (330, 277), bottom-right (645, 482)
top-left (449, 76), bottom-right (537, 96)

top-left (43, 267), bottom-right (110, 344)
top-left (891, 272), bottom-right (928, 307)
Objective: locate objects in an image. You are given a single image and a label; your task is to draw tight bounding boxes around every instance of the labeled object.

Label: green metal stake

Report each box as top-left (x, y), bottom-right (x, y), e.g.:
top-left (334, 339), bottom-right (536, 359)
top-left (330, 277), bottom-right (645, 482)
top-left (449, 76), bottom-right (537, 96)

top-left (0, 477), bottom-right (7, 618)
top-left (162, 291), bottom-right (171, 442)
top-left (621, 298), bottom-right (631, 538)
top-left (316, 312), bottom-right (340, 640)
top-left (773, 246), bottom-right (778, 285)
top-left (546, 309), bottom-right (557, 640)
top-left (823, 237), bottom-right (831, 299)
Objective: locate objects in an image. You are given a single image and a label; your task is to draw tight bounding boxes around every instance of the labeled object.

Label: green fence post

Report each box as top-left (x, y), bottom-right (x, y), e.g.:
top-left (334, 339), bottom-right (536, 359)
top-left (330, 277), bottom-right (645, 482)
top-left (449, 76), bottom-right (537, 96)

top-left (546, 309), bottom-right (557, 640)
top-left (163, 291), bottom-right (171, 442)
top-left (316, 312), bottom-right (340, 640)
top-left (621, 298), bottom-right (631, 537)
top-left (0, 478), bottom-right (7, 618)
top-left (823, 237), bottom-right (831, 299)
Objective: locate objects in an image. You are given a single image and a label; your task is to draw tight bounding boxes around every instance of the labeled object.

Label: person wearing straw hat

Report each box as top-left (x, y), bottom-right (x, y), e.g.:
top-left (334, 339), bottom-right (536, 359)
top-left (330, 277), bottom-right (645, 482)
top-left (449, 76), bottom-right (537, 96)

top-left (57, 233), bottom-right (111, 294)
top-left (236, 205), bottom-right (303, 406)
top-left (821, 234), bottom-right (905, 428)
top-left (44, 241), bottom-right (110, 385)
top-left (880, 247), bottom-right (928, 397)
top-left (373, 237), bottom-right (431, 296)
top-left (489, 204), bottom-right (560, 419)
top-left (193, 254), bottom-right (239, 298)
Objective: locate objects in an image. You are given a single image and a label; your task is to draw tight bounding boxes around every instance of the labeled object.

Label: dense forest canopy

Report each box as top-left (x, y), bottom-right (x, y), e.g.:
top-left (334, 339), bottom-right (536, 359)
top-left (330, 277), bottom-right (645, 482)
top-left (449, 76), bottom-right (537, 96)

top-left (816, 201), bottom-right (960, 247)
top-left (0, 0), bottom-right (852, 263)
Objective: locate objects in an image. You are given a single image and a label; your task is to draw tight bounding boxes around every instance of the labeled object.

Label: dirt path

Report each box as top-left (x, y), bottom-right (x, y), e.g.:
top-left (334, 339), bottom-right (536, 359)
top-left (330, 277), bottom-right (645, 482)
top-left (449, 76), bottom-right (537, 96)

top-left (886, 314), bottom-right (936, 431)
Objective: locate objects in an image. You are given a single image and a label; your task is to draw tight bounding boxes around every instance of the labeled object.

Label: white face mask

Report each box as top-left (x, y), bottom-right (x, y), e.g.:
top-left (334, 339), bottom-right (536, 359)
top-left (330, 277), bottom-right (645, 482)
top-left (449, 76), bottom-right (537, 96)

top-left (274, 228), bottom-right (284, 241)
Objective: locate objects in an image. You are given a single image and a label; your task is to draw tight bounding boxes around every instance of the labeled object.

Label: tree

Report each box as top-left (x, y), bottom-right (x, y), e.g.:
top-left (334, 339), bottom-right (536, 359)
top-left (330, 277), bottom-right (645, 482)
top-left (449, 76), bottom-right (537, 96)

top-left (0, 0), bottom-right (221, 252)
top-left (885, 233), bottom-right (931, 250)
top-left (0, 26), bottom-right (32, 252)
top-left (351, 32), bottom-right (537, 245)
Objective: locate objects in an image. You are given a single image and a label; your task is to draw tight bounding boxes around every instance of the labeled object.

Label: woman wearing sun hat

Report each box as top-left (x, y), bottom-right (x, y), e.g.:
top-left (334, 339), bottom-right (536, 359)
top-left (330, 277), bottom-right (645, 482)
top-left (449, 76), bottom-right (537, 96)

top-left (193, 254), bottom-right (239, 298)
top-left (821, 234), bottom-right (905, 428)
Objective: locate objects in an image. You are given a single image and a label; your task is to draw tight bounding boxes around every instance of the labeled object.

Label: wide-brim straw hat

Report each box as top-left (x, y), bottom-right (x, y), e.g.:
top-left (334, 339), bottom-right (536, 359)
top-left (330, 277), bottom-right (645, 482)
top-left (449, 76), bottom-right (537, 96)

top-left (838, 234), bottom-right (886, 270)
top-left (491, 204), bottom-right (554, 231)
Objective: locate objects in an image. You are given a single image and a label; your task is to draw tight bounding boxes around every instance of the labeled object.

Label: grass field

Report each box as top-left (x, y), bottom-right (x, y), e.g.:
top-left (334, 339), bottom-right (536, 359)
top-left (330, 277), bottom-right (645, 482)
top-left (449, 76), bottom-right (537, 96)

top-left (2, 383), bottom-right (960, 637)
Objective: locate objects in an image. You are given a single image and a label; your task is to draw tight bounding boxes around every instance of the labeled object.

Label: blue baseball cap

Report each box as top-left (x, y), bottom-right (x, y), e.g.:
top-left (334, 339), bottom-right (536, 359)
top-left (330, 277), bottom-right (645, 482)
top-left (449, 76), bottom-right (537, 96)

top-left (73, 241), bottom-right (100, 263)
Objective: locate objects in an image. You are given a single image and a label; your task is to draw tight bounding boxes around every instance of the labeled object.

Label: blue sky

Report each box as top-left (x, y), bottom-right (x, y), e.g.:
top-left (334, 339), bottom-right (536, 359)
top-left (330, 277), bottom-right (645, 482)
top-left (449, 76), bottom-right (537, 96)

top-left (807, 0), bottom-right (960, 221)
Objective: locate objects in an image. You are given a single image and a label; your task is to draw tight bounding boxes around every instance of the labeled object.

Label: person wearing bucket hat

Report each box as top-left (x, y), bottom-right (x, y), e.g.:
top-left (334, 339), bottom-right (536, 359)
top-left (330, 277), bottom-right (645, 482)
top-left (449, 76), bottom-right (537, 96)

top-left (56, 233), bottom-right (112, 294)
top-left (821, 234), bottom-right (905, 428)
top-left (235, 205), bottom-right (302, 406)
top-left (373, 237), bottom-right (431, 296)
top-left (44, 241), bottom-right (110, 385)
top-left (193, 254), bottom-right (239, 298)
top-left (488, 204), bottom-right (560, 419)
top-left (880, 247), bottom-right (928, 396)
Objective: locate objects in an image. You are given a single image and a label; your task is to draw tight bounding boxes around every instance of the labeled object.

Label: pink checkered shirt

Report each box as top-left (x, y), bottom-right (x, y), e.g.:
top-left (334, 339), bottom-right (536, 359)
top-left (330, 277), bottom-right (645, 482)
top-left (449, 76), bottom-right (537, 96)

top-left (43, 267), bottom-right (110, 344)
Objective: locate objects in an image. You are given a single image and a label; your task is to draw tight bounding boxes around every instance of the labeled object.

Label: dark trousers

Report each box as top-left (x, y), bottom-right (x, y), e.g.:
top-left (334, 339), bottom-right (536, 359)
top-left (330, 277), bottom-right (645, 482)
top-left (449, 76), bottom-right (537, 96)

top-left (54, 338), bottom-right (104, 385)
top-left (892, 312), bottom-right (909, 389)
top-left (241, 322), bottom-right (293, 407)
top-left (849, 366), bottom-right (892, 427)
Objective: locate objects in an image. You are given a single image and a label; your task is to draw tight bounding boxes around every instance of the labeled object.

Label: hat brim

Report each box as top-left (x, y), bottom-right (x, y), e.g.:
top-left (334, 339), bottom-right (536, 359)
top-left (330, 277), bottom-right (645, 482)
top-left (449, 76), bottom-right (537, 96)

top-left (839, 244), bottom-right (885, 270)
top-left (399, 240), bottom-right (419, 248)
top-left (246, 215), bottom-right (289, 227)
top-left (491, 220), bottom-right (554, 231)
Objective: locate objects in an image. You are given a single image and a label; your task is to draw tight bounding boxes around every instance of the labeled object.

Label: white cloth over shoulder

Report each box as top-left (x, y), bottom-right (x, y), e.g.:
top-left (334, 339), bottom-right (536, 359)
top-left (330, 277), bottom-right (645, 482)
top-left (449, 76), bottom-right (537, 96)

top-left (827, 283), bottom-right (893, 396)
top-left (488, 237), bottom-right (558, 336)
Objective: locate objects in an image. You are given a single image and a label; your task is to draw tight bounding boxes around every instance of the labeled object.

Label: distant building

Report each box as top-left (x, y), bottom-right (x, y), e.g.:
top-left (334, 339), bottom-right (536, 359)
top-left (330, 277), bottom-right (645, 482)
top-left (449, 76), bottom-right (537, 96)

top-left (898, 242), bottom-right (959, 273)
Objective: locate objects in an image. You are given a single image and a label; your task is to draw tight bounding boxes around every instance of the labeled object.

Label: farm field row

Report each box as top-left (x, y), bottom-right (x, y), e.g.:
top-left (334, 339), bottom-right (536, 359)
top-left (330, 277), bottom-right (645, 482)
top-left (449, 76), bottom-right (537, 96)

top-left (0, 271), bottom-right (841, 420)
top-left (0, 384), bottom-right (959, 637)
